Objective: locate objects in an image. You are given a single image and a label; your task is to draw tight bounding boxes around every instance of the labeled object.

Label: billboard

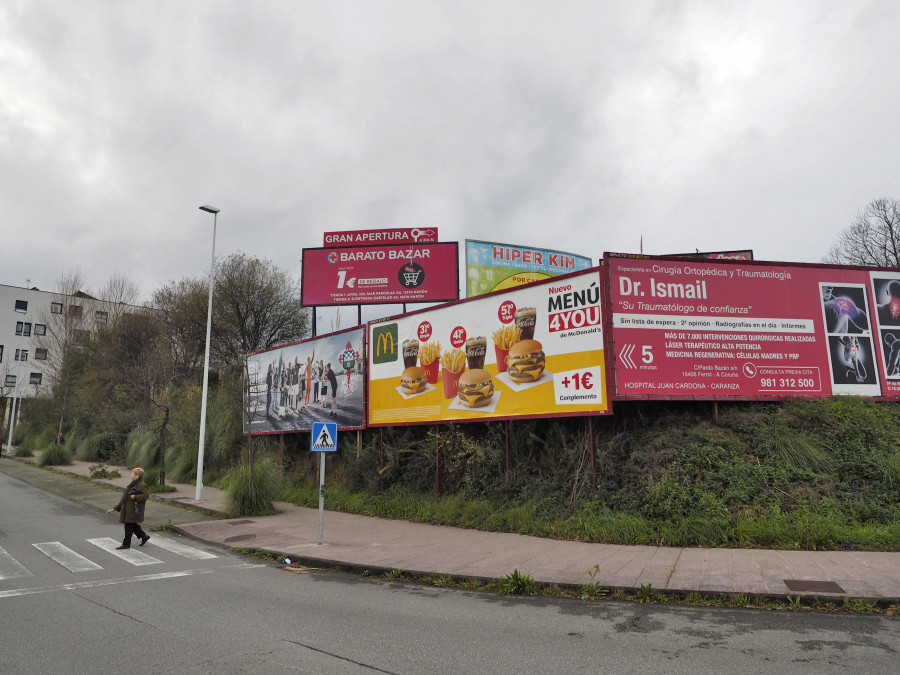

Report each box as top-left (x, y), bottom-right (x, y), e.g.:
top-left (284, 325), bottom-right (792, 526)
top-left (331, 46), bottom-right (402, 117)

top-left (244, 327), bottom-right (366, 434)
top-left (466, 239), bottom-right (592, 297)
top-left (323, 227), bottom-right (438, 246)
top-left (301, 242), bottom-right (459, 306)
top-left (663, 250), bottom-right (754, 261)
top-left (607, 253), bottom-right (900, 400)
top-left (367, 268), bottom-right (610, 426)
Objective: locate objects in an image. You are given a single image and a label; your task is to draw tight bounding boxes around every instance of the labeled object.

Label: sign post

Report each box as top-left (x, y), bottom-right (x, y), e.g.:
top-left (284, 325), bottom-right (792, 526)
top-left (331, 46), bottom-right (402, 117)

top-left (310, 421), bottom-right (338, 544)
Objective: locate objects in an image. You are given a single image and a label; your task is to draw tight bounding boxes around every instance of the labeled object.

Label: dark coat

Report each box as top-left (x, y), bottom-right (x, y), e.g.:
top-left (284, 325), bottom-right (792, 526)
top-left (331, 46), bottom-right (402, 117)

top-left (114, 480), bottom-right (149, 524)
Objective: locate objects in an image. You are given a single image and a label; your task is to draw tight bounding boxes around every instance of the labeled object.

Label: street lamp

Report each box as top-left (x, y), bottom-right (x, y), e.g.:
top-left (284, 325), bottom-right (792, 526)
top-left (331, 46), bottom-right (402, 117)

top-left (6, 306), bottom-right (27, 451)
top-left (196, 205), bottom-right (219, 500)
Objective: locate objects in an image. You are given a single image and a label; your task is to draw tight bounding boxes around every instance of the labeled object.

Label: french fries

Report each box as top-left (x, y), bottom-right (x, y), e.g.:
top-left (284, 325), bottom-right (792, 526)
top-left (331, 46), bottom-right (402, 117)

top-left (491, 324), bottom-right (521, 350)
top-left (419, 340), bottom-right (441, 366)
top-left (440, 347), bottom-right (466, 373)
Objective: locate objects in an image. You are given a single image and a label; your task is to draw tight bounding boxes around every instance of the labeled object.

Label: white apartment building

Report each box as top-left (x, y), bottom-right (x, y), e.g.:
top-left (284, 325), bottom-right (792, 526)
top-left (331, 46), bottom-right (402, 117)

top-left (1, 283), bottom-right (139, 405)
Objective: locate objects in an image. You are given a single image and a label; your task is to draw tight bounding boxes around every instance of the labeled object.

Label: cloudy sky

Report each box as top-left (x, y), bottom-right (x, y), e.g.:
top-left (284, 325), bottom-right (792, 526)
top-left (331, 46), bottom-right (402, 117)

top-left (3, 1), bottom-right (898, 325)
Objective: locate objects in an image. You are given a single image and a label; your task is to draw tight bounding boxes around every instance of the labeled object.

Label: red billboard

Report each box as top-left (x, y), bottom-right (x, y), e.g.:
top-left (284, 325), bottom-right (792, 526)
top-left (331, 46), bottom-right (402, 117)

top-left (323, 227), bottom-right (438, 246)
top-left (607, 253), bottom-right (900, 400)
top-left (302, 242), bottom-right (459, 306)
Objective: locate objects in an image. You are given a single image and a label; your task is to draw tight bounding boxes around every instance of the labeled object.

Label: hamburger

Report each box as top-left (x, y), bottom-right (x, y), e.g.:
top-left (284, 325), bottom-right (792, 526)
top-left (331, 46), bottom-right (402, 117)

top-left (456, 369), bottom-right (494, 408)
top-left (400, 366), bottom-right (428, 395)
top-left (506, 339), bottom-right (545, 383)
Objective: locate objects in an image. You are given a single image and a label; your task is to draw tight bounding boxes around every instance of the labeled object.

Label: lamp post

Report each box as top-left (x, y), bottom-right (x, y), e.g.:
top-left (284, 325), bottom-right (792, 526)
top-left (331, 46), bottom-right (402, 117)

top-left (7, 307), bottom-right (27, 451)
top-left (196, 205), bottom-right (219, 500)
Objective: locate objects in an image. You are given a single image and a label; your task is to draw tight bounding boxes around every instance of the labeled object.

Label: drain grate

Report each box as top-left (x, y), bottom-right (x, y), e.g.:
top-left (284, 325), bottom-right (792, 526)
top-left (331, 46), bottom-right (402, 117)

top-left (783, 579), bottom-right (845, 594)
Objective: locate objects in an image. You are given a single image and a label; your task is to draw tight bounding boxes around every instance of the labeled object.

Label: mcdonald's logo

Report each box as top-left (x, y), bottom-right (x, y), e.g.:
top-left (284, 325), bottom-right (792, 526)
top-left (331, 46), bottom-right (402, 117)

top-left (372, 324), bottom-right (398, 365)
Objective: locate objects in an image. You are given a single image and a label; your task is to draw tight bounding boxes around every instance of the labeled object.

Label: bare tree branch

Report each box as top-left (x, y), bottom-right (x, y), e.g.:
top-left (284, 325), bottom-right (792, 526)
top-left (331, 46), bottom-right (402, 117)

top-left (824, 197), bottom-right (900, 268)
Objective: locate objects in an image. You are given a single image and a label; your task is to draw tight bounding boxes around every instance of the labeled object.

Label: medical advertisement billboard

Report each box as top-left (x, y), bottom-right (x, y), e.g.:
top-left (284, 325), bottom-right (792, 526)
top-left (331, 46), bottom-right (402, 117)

top-left (607, 253), bottom-right (900, 400)
top-left (244, 327), bottom-right (366, 434)
top-left (301, 242), bottom-right (459, 306)
top-left (465, 239), bottom-right (592, 297)
top-left (367, 268), bottom-right (610, 426)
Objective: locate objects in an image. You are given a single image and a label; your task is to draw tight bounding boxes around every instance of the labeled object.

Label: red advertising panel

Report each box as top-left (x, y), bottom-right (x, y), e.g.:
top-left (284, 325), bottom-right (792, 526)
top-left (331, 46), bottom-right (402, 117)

top-left (302, 242), bottom-right (459, 306)
top-left (367, 268), bottom-right (610, 426)
top-left (607, 253), bottom-right (900, 400)
top-left (323, 227), bottom-right (438, 246)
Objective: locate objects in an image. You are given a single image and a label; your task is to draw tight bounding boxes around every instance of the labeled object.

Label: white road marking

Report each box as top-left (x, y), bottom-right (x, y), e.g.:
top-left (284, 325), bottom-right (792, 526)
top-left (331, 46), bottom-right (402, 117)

top-left (86, 537), bottom-right (163, 566)
top-left (0, 563), bottom-right (265, 600)
top-left (0, 546), bottom-right (32, 581)
top-left (146, 536), bottom-right (218, 560)
top-left (33, 542), bottom-right (103, 572)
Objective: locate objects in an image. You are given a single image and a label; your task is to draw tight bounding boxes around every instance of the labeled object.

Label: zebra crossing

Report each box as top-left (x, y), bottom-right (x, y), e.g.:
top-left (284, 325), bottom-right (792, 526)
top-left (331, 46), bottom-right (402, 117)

top-left (0, 535), bottom-right (219, 581)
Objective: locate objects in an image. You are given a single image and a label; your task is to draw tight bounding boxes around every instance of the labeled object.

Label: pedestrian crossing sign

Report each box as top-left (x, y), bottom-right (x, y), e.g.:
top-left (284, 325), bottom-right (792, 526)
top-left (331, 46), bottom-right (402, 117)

top-left (310, 422), bottom-right (338, 452)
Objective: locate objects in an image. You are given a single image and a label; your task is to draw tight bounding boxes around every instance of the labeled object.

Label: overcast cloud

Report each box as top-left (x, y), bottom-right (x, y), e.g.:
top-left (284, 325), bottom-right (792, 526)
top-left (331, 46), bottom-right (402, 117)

top-left (3, 1), bottom-right (898, 326)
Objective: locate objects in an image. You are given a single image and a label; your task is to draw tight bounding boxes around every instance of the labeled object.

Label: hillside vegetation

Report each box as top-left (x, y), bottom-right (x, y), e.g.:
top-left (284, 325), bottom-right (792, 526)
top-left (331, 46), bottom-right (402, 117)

top-left (15, 385), bottom-right (900, 550)
top-left (283, 397), bottom-right (900, 551)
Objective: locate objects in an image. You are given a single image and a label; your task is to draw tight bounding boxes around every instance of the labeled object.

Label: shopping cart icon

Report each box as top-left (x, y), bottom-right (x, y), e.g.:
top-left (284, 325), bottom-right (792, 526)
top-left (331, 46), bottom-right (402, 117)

top-left (402, 269), bottom-right (422, 286)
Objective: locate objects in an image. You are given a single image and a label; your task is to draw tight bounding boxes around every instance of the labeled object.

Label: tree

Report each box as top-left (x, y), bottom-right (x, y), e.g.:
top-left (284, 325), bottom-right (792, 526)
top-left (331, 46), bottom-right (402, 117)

top-left (213, 252), bottom-right (309, 366)
top-left (824, 197), bottom-right (900, 268)
top-left (103, 311), bottom-right (175, 483)
top-left (152, 277), bottom-right (210, 379)
top-left (152, 253), bottom-right (309, 372)
top-left (34, 267), bottom-right (91, 390)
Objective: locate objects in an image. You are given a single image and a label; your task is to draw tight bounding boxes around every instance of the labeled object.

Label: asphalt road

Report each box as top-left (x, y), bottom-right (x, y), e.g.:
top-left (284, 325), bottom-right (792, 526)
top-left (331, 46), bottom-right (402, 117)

top-left (1, 463), bottom-right (898, 673)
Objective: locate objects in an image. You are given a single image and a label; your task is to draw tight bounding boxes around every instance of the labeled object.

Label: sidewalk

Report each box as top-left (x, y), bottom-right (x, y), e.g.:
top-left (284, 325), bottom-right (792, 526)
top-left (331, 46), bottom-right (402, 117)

top-left (5, 450), bottom-right (900, 602)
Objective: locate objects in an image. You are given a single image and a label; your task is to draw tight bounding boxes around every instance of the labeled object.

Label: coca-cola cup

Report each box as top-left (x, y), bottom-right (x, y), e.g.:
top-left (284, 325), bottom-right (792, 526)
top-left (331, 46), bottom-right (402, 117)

top-left (465, 336), bottom-right (487, 370)
top-left (402, 339), bottom-right (419, 368)
top-left (515, 307), bottom-right (536, 341)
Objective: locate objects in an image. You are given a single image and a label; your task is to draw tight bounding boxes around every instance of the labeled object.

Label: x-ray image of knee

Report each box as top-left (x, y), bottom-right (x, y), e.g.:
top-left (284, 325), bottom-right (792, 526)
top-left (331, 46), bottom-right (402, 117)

top-left (822, 285), bottom-right (869, 334)
top-left (883, 331), bottom-right (900, 378)
top-left (829, 335), bottom-right (876, 385)
top-left (873, 278), bottom-right (900, 327)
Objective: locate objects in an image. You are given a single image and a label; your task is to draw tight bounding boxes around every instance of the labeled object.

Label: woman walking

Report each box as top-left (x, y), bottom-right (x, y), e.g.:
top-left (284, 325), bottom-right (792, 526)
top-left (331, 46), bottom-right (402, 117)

top-left (108, 467), bottom-right (150, 549)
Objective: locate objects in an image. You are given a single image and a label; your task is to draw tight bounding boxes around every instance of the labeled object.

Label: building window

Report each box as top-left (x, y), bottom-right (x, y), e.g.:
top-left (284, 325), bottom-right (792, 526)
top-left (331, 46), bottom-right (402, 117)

top-left (15, 349), bottom-right (28, 362)
top-left (5, 375), bottom-right (15, 387)
top-left (16, 322), bottom-right (32, 337)
top-left (95, 310), bottom-right (109, 324)
top-left (29, 372), bottom-right (42, 385)
top-left (51, 302), bottom-right (63, 314)
top-left (34, 323), bottom-right (46, 336)
top-left (15, 299), bottom-right (28, 312)
top-left (0, 345), bottom-right (3, 362)
top-left (68, 304), bottom-right (82, 318)
top-left (72, 329), bottom-right (88, 345)
top-left (35, 348), bottom-right (48, 360)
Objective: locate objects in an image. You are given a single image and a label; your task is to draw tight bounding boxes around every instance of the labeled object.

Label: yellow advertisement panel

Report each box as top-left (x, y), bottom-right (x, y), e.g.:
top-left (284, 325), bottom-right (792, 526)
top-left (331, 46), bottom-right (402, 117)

top-left (367, 269), bottom-right (610, 425)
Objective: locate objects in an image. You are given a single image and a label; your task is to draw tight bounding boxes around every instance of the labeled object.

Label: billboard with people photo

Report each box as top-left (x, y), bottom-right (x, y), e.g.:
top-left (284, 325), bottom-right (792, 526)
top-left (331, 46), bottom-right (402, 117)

top-left (367, 268), bottom-right (610, 426)
top-left (244, 326), bottom-right (365, 434)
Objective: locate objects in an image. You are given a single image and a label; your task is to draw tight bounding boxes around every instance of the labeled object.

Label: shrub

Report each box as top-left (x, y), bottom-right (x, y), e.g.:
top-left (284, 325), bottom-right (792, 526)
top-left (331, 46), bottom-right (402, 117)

top-left (223, 454), bottom-right (282, 517)
top-left (39, 442), bottom-right (73, 467)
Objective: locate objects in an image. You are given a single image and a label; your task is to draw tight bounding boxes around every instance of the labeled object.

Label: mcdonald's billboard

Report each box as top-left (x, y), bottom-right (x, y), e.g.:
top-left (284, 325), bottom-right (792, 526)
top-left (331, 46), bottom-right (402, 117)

top-left (367, 268), bottom-right (611, 426)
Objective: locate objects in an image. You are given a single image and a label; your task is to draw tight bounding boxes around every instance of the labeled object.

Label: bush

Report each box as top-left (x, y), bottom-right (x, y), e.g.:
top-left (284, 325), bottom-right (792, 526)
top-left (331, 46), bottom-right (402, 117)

top-left (77, 432), bottom-right (125, 463)
top-left (223, 454), bottom-right (282, 517)
top-left (39, 442), bottom-right (73, 467)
